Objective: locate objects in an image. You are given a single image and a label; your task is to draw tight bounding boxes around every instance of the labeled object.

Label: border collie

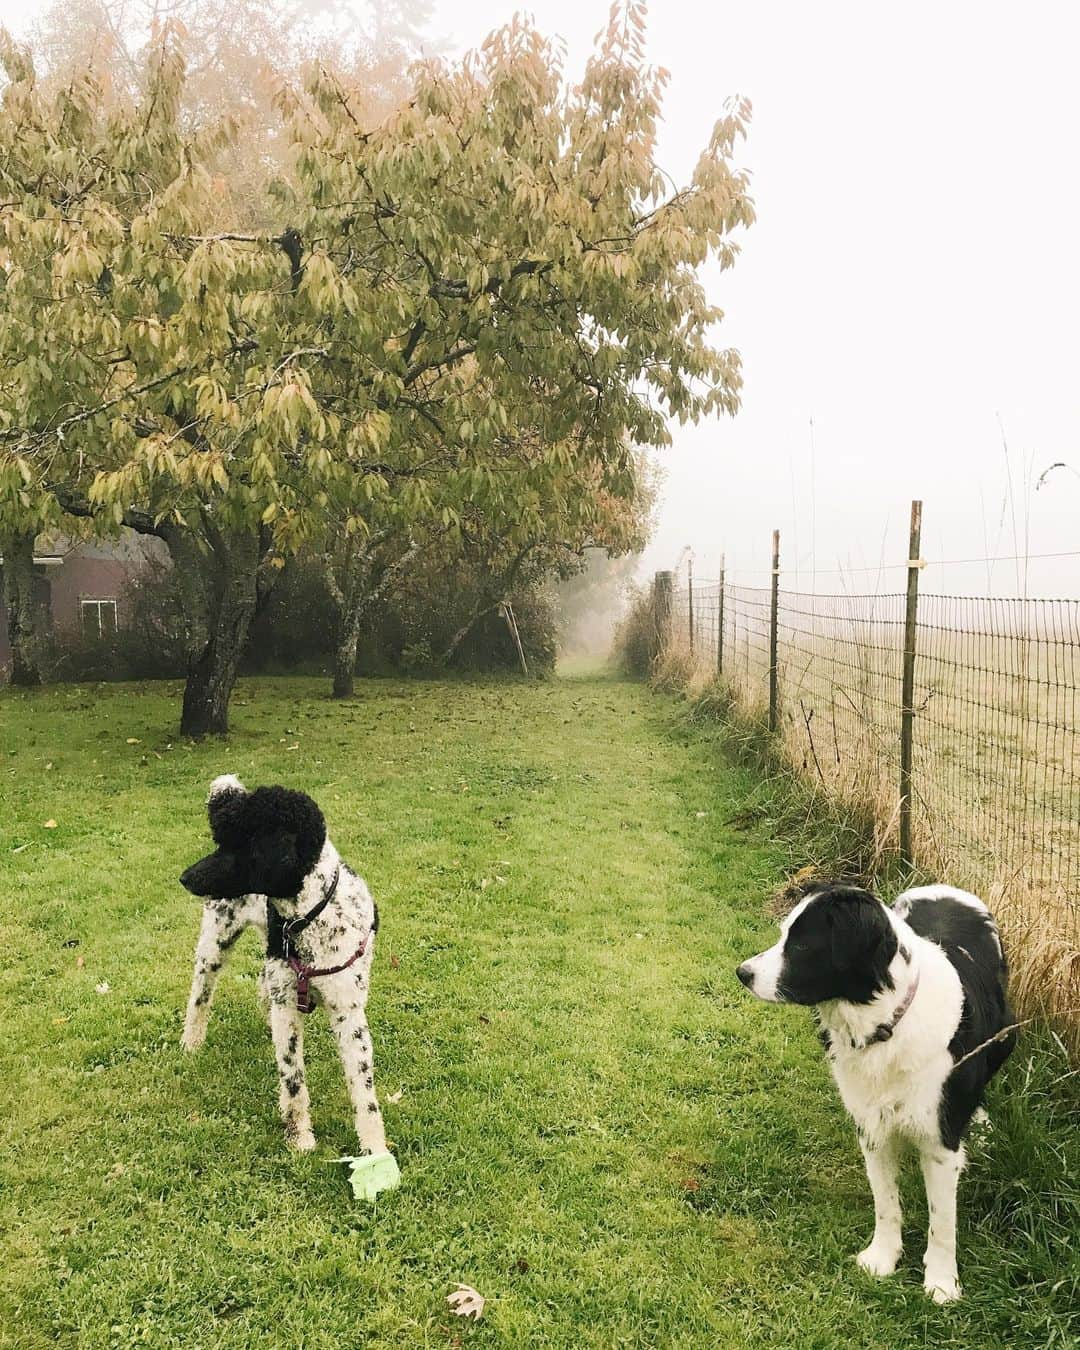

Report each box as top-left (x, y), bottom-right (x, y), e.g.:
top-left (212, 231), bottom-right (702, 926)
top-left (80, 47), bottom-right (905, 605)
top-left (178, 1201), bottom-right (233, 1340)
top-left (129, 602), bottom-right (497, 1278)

top-left (736, 881), bottom-right (1015, 1302)
top-left (179, 775), bottom-right (389, 1157)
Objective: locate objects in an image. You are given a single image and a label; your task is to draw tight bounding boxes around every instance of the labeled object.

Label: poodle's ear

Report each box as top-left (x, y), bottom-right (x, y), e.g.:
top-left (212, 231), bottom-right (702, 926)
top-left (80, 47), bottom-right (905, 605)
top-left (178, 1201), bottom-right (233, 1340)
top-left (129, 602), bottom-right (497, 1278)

top-left (207, 775), bottom-right (249, 848)
top-left (290, 792), bottom-right (326, 874)
top-left (180, 849), bottom-right (247, 898)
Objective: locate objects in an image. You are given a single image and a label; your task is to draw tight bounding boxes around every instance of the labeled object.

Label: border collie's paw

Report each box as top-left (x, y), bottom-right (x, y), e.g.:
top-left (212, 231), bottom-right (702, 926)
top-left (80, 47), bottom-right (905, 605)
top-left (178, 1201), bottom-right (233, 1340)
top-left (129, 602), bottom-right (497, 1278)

top-left (856, 1243), bottom-right (901, 1278)
top-left (924, 1273), bottom-right (962, 1304)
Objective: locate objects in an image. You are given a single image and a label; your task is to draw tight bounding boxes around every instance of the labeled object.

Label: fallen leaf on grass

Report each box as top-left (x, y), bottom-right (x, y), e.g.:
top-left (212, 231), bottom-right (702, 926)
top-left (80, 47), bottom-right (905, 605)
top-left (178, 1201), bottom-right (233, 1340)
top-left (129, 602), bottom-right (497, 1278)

top-left (388, 953), bottom-right (401, 971)
top-left (681, 1177), bottom-right (701, 1192)
top-left (126, 738), bottom-right (141, 745)
top-left (52, 1016), bottom-right (70, 1026)
top-left (12, 842), bottom-right (32, 854)
top-left (94, 981), bottom-right (111, 995)
top-left (447, 1284), bottom-right (485, 1321)
top-left (75, 956), bottom-right (85, 969)
top-left (478, 1014), bottom-right (491, 1025)
top-left (386, 1090), bottom-right (404, 1104)
top-left (43, 819), bottom-right (57, 829)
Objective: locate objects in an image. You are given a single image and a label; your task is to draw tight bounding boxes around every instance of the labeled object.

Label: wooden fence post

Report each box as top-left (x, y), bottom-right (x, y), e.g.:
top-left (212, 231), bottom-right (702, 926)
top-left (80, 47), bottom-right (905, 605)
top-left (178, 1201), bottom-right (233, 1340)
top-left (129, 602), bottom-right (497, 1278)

top-left (687, 555), bottom-right (695, 654)
top-left (769, 530), bottom-right (780, 732)
top-left (717, 554), bottom-right (726, 674)
top-left (899, 501), bottom-right (923, 867)
top-left (653, 570), bottom-right (674, 661)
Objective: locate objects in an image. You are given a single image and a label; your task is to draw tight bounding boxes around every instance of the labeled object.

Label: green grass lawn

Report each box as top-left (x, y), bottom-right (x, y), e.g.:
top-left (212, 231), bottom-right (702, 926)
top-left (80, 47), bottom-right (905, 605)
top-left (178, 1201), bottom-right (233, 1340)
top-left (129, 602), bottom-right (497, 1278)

top-left (1, 674), bottom-right (1076, 1348)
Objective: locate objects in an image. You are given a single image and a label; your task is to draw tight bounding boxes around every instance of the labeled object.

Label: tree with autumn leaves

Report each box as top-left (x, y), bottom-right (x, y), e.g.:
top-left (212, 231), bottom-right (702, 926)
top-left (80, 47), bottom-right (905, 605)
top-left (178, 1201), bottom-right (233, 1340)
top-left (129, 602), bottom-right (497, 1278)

top-left (0, 2), bottom-right (753, 734)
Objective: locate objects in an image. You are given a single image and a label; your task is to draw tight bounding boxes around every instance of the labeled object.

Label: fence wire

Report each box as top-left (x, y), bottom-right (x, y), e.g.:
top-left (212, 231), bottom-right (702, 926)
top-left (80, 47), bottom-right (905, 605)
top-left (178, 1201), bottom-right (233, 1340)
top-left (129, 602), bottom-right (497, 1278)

top-left (670, 579), bottom-right (1080, 977)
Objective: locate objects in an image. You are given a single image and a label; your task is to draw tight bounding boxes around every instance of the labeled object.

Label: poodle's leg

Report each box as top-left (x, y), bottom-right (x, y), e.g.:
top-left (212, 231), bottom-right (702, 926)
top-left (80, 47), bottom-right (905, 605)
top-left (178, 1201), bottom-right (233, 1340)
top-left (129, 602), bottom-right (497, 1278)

top-left (182, 900), bottom-right (252, 1050)
top-left (326, 976), bottom-right (388, 1155)
top-left (266, 962), bottom-right (315, 1151)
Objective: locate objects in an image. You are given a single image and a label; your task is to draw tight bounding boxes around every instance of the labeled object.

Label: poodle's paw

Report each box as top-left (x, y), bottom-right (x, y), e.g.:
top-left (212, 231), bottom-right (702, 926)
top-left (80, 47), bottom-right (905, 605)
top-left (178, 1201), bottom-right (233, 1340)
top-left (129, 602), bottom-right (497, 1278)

top-left (285, 1123), bottom-right (317, 1153)
top-left (181, 1021), bottom-right (207, 1052)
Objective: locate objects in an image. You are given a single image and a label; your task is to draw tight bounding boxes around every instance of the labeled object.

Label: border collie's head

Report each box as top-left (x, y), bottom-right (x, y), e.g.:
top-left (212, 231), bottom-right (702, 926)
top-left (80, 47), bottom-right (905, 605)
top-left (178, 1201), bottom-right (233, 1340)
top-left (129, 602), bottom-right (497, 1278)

top-left (736, 882), bottom-right (897, 1005)
top-left (179, 775), bottom-right (326, 900)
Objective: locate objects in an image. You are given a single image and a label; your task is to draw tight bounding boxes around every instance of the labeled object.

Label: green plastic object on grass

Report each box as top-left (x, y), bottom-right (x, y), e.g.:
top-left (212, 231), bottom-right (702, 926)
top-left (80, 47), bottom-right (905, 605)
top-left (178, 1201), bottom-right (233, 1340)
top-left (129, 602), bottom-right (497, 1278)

top-left (342, 1151), bottom-right (401, 1202)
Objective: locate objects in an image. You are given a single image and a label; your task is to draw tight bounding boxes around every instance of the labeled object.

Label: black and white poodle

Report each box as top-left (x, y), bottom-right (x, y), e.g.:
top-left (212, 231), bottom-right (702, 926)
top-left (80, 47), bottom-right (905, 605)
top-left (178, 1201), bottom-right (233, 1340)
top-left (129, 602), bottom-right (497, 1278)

top-left (180, 774), bottom-right (388, 1156)
top-left (737, 881), bottom-right (1016, 1302)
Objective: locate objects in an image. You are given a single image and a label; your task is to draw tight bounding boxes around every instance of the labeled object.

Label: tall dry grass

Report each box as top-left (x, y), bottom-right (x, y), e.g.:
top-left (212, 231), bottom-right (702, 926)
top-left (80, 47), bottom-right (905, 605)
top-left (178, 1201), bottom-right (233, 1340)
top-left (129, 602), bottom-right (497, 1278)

top-left (648, 598), bottom-right (1080, 1061)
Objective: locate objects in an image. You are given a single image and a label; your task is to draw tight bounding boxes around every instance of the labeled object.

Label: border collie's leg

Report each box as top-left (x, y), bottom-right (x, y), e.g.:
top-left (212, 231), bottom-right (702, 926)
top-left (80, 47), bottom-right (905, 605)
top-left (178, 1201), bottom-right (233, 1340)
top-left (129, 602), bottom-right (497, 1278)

top-left (919, 1144), bottom-right (965, 1302)
top-left (856, 1133), bottom-right (904, 1277)
top-left (266, 963), bottom-right (316, 1151)
top-left (327, 987), bottom-right (388, 1155)
top-left (182, 901), bottom-right (249, 1051)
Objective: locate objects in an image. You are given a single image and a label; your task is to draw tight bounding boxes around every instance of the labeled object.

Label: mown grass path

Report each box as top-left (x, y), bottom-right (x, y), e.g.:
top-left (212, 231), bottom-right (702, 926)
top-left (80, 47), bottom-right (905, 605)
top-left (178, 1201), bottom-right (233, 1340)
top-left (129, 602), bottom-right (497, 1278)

top-left (1, 676), bottom-right (1075, 1347)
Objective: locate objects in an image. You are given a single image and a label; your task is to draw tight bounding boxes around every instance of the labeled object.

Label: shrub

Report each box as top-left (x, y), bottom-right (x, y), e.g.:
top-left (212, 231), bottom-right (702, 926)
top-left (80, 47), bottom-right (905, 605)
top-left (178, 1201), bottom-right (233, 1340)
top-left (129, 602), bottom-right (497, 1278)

top-left (244, 558), bottom-right (335, 674)
top-left (37, 548), bottom-right (562, 683)
top-left (612, 584), bottom-right (655, 677)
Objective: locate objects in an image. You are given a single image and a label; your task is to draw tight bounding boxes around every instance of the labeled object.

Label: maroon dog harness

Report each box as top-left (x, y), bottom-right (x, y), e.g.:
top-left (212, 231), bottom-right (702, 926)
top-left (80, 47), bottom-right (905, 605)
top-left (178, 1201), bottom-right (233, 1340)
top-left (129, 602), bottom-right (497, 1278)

top-left (267, 865), bottom-right (371, 1014)
top-left (286, 939), bottom-right (369, 1014)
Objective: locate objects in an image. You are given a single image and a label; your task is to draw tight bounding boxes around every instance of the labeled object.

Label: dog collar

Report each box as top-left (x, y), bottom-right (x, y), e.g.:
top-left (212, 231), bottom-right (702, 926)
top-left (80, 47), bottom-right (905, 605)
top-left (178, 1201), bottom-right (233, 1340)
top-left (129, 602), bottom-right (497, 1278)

top-left (266, 864), bottom-right (341, 962)
top-left (265, 865), bottom-right (372, 1015)
top-left (858, 969), bottom-right (921, 1048)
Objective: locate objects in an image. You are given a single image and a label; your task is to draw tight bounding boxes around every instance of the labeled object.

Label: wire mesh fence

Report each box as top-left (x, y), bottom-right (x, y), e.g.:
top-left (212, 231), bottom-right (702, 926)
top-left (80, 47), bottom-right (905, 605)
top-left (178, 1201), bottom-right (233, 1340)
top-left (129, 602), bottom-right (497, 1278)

top-left (662, 552), bottom-right (1080, 1051)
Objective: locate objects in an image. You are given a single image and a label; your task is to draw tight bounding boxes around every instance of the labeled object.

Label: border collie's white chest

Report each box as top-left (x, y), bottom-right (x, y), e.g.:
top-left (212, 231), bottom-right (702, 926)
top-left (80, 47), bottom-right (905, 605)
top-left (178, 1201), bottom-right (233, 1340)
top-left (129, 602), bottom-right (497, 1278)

top-left (824, 941), bottom-right (964, 1146)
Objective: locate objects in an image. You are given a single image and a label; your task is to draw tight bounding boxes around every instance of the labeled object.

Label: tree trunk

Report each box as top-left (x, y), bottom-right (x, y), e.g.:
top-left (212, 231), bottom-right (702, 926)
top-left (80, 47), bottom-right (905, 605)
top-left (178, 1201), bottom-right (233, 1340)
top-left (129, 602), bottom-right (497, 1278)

top-left (327, 534), bottom-right (423, 700)
top-left (332, 624), bottom-right (359, 699)
top-left (3, 530), bottom-right (44, 687)
top-left (175, 528), bottom-right (260, 738)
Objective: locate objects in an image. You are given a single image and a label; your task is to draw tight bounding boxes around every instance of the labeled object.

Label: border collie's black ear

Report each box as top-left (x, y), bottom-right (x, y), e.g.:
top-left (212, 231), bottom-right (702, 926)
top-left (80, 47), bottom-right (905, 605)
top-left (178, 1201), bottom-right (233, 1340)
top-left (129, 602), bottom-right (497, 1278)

top-left (828, 890), bottom-right (894, 971)
top-left (180, 849), bottom-right (244, 897)
top-left (207, 775), bottom-right (249, 848)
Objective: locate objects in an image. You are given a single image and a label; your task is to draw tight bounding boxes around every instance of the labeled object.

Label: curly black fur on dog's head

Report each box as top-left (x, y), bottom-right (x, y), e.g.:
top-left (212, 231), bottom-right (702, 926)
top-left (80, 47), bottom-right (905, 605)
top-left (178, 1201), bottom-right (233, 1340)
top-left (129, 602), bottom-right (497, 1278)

top-left (180, 776), bottom-right (326, 899)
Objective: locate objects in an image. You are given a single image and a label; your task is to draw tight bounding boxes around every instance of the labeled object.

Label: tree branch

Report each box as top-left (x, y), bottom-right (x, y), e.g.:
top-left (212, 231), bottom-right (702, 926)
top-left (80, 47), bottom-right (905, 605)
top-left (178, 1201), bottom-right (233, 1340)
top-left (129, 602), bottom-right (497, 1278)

top-left (48, 482), bottom-right (166, 539)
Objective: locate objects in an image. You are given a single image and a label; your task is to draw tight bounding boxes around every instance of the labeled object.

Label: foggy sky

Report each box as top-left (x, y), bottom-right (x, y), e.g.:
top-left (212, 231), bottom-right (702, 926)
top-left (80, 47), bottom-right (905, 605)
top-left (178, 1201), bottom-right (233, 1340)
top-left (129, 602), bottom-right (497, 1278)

top-left (436, 1), bottom-right (1080, 600)
top-left (5, 0), bottom-right (1078, 599)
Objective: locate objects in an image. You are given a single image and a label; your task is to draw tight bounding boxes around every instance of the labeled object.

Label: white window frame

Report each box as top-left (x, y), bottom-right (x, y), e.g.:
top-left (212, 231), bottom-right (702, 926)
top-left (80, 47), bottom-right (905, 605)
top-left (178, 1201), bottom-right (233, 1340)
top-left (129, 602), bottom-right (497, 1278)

top-left (80, 597), bottom-right (119, 638)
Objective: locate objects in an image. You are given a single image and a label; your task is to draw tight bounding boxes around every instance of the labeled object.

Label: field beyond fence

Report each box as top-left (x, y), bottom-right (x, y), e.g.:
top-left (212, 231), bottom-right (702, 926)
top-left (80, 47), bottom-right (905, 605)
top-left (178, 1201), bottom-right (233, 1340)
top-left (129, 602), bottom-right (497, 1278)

top-left (653, 519), bottom-right (1080, 1056)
